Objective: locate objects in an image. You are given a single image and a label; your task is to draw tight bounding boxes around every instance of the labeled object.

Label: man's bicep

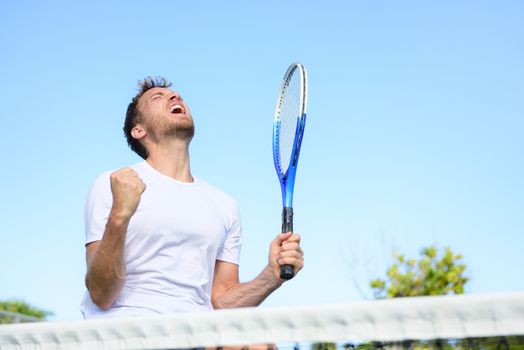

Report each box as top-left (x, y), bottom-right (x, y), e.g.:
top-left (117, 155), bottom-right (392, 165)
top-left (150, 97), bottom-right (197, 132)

top-left (212, 260), bottom-right (239, 306)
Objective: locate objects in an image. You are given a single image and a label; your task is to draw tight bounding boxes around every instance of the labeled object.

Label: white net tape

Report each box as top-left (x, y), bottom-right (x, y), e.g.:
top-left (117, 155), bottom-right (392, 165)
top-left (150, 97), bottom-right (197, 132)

top-left (1, 292), bottom-right (523, 350)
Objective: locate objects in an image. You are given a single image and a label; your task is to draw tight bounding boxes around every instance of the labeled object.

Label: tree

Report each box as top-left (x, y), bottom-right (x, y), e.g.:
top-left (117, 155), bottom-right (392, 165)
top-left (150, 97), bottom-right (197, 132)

top-left (0, 300), bottom-right (53, 324)
top-left (311, 342), bottom-right (337, 350)
top-left (349, 246), bottom-right (524, 349)
top-left (360, 246), bottom-right (471, 349)
top-left (369, 245), bottom-right (468, 299)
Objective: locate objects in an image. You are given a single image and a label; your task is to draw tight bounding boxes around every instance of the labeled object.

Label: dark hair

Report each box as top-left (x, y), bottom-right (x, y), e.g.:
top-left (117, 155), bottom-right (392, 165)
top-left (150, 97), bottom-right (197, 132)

top-left (123, 76), bottom-right (172, 159)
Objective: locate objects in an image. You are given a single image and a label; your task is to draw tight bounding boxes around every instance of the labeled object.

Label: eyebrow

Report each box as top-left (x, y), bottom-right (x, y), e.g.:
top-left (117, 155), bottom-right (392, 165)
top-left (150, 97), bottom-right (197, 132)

top-left (150, 92), bottom-right (164, 99)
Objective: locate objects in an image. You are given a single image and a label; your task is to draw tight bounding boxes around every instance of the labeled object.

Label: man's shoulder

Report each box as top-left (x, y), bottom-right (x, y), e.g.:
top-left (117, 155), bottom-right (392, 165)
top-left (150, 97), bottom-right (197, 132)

top-left (94, 161), bottom-right (147, 180)
top-left (88, 170), bottom-right (112, 192)
top-left (89, 161), bottom-right (146, 192)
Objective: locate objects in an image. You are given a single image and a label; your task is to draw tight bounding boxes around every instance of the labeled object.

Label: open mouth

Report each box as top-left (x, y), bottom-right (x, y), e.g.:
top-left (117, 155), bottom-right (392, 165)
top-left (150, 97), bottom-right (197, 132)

top-left (170, 104), bottom-right (185, 114)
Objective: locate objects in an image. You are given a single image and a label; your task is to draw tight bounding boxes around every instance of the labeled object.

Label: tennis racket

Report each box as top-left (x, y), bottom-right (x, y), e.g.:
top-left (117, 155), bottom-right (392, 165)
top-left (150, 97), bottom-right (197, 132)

top-left (272, 63), bottom-right (308, 280)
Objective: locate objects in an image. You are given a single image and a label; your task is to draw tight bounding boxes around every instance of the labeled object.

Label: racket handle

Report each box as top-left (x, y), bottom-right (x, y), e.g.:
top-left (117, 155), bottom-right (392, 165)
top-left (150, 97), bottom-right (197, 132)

top-left (280, 207), bottom-right (295, 280)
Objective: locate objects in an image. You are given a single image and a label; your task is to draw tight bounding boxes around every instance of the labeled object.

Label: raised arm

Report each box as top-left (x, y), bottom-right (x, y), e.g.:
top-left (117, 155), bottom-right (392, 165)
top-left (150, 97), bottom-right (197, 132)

top-left (85, 168), bottom-right (145, 309)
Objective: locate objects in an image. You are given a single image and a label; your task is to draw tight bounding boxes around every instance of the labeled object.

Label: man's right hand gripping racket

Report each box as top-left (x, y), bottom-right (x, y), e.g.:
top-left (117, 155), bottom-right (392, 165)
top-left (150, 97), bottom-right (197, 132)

top-left (272, 63), bottom-right (308, 280)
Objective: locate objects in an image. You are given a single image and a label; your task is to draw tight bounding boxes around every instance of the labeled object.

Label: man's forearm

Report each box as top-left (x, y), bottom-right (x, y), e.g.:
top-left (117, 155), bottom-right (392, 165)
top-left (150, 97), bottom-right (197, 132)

top-left (212, 266), bottom-right (283, 309)
top-left (85, 213), bottom-right (129, 309)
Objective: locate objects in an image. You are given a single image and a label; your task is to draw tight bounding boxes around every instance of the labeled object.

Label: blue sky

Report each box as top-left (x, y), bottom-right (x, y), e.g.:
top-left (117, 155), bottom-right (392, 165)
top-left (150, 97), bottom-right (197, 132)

top-left (0, 1), bottom-right (522, 320)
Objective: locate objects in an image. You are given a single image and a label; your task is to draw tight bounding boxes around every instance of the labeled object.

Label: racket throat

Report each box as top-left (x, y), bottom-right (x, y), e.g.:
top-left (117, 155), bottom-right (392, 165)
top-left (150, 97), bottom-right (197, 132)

top-left (281, 207), bottom-right (293, 233)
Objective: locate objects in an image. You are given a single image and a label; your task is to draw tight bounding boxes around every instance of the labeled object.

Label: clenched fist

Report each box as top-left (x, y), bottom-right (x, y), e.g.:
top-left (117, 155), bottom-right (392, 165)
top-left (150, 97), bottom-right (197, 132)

top-left (109, 167), bottom-right (146, 220)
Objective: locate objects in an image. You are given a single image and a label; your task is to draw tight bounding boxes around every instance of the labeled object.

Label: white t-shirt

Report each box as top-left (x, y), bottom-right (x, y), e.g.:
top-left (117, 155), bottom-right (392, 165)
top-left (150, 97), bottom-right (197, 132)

top-left (80, 161), bottom-right (242, 319)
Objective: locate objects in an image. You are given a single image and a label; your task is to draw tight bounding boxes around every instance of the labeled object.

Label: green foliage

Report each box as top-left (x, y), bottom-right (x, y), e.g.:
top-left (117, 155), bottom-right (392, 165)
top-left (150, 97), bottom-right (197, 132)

top-left (370, 245), bottom-right (468, 299)
top-left (0, 300), bottom-right (53, 324)
top-left (347, 337), bottom-right (524, 349)
top-left (362, 249), bottom-right (524, 349)
top-left (311, 342), bottom-right (337, 350)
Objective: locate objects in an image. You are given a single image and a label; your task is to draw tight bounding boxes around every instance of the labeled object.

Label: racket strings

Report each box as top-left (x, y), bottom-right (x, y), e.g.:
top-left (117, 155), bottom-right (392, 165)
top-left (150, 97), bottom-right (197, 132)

top-left (276, 71), bottom-right (303, 175)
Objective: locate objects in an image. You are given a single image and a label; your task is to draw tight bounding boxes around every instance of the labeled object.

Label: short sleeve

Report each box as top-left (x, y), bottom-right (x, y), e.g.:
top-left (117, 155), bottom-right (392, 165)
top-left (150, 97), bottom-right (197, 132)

top-left (216, 201), bottom-right (243, 265)
top-left (84, 172), bottom-right (113, 245)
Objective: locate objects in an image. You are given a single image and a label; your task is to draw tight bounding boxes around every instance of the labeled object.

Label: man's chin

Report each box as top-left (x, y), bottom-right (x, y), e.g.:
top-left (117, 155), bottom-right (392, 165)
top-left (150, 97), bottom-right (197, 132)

top-left (166, 122), bottom-right (195, 141)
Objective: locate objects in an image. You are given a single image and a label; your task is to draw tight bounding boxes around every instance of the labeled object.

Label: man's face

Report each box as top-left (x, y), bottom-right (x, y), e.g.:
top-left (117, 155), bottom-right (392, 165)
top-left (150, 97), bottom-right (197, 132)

top-left (136, 87), bottom-right (194, 141)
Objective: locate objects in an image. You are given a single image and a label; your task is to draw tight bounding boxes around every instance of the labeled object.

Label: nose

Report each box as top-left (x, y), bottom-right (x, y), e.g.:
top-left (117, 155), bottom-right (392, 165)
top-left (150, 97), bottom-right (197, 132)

top-left (169, 92), bottom-right (181, 101)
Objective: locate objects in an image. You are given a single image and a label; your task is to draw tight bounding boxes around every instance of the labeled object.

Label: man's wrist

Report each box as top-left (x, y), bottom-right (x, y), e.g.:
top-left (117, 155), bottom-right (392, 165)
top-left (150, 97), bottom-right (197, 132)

top-left (262, 265), bottom-right (284, 290)
top-left (108, 209), bottom-right (132, 226)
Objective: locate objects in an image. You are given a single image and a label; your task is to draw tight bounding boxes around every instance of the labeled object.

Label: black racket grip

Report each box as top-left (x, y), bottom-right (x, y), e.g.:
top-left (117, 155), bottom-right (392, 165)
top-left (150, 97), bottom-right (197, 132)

top-left (280, 207), bottom-right (295, 280)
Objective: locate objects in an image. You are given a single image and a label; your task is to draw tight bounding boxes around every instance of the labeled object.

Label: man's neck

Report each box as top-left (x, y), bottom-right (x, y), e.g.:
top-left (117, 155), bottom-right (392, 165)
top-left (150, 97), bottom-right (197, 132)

top-left (145, 139), bottom-right (194, 183)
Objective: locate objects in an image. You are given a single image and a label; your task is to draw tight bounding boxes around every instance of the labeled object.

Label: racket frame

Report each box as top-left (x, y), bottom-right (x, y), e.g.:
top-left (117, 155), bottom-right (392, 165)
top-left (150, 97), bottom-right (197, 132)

top-left (272, 63), bottom-right (308, 280)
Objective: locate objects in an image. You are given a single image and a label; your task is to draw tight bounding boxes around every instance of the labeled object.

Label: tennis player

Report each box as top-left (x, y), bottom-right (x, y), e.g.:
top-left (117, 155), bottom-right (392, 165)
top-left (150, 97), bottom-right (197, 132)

top-left (80, 76), bottom-right (304, 318)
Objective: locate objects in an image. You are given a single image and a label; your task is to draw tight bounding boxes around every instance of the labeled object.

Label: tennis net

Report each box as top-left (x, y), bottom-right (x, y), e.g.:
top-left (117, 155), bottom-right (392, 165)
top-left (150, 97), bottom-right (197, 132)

top-left (1, 292), bottom-right (523, 350)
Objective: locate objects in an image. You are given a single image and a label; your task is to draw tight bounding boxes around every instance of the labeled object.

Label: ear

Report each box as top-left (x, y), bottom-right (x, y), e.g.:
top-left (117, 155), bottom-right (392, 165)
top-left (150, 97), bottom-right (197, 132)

top-left (131, 126), bottom-right (146, 140)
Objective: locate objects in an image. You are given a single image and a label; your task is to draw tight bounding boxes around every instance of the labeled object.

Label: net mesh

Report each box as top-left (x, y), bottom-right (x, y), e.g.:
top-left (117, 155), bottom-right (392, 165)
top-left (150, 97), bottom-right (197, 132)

top-left (275, 65), bottom-right (304, 175)
top-left (1, 292), bottom-right (523, 350)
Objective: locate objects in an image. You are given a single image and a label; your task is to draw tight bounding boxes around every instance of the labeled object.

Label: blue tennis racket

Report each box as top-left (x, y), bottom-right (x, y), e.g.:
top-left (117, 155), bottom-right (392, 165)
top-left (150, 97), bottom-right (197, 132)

top-left (272, 63), bottom-right (308, 280)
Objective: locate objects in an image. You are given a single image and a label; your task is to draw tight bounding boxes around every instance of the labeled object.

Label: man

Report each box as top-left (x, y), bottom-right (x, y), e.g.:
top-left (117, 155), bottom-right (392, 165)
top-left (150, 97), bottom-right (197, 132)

top-left (80, 76), bottom-right (304, 318)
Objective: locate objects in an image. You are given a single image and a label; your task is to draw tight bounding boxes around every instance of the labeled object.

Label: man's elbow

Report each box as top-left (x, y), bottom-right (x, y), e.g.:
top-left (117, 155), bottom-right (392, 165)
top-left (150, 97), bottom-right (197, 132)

top-left (211, 294), bottom-right (226, 310)
top-left (86, 280), bottom-right (116, 310)
top-left (89, 291), bottom-right (115, 310)
top-left (85, 273), bottom-right (121, 310)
